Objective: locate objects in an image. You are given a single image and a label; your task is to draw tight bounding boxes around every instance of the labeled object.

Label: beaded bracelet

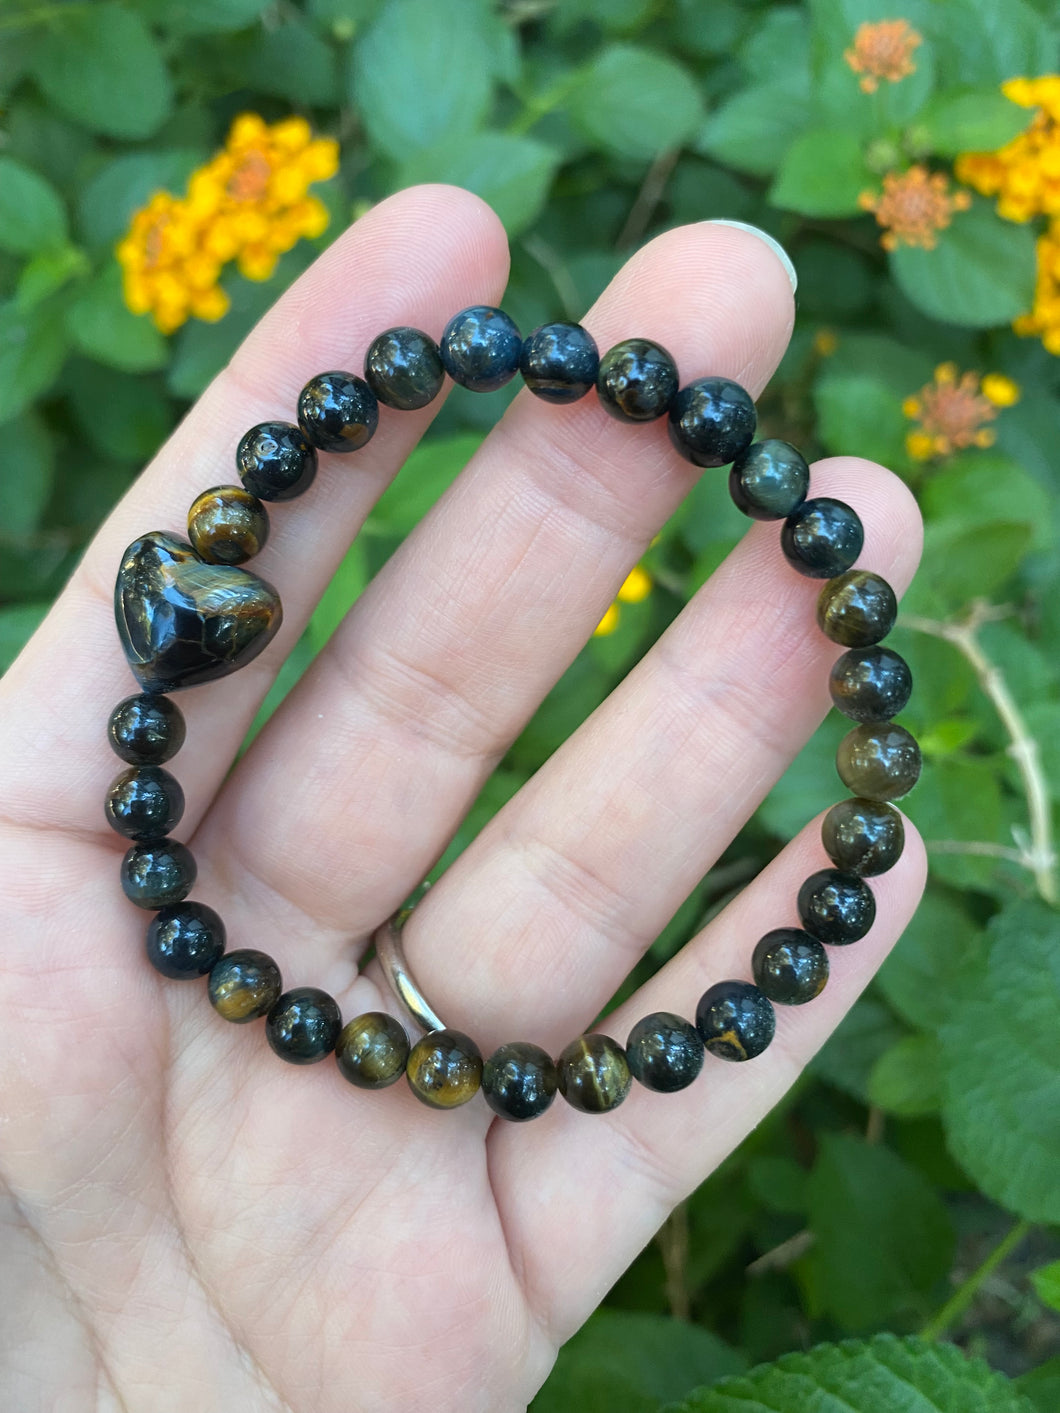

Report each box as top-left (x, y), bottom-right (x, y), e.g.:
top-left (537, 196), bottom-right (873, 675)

top-left (107, 306), bottom-right (920, 1122)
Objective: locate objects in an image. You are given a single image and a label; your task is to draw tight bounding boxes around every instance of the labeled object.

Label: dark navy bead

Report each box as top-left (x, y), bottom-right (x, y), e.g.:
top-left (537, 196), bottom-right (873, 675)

top-left (752, 929), bottom-right (829, 1005)
top-left (266, 987), bottom-right (342, 1064)
top-left (482, 1041), bottom-right (558, 1121)
top-left (146, 901), bottom-right (225, 980)
top-left (209, 949), bottom-right (282, 1022)
top-left (596, 338), bottom-right (678, 421)
top-left (625, 1012), bottom-right (704, 1092)
top-left (557, 1034), bottom-right (631, 1112)
top-left (335, 1011), bottom-right (410, 1089)
top-left (829, 646), bottom-right (912, 723)
top-left (695, 980), bottom-right (775, 1061)
top-left (364, 326), bottom-right (444, 411)
top-left (108, 693), bottom-right (185, 766)
top-left (519, 322), bottom-right (599, 404)
top-left (237, 422), bottom-right (317, 501)
top-left (297, 371), bottom-right (379, 453)
top-left (781, 498), bottom-right (864, 579)
top-left (120, 839), bottom-right (196, 910)
top-left (817, 571), bottom-right (897, 647)
top-left (668, 377), bottom-right (757, 468)
top-left (837, 723), bottom-right (922, 801)
top-left (797, 868), bottom-right (876, 945)
top-left (729, 438), bottom-right (809, 520)
top-left (822, 797), bottom-right (905, 876)
top-left (105, 765), bottom-right (184, 841)
top-left (440, 306), bottom-right (522, 392)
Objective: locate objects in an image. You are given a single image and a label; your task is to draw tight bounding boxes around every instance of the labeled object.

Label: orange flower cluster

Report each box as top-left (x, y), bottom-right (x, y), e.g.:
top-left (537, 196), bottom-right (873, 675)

top-left (859, 165), bottom-right (971, 251)
top-left (118, 114), bottom-right (338, 334)
top-left (844, 19), bottom-right (922, 94)
top-left (955, 76), bottom-right (1060, 223)
top-left (902, 364), bottom-right (1020, 461)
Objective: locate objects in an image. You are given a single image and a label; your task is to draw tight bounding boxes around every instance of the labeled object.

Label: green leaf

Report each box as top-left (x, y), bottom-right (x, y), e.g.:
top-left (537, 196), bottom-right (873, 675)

top-left (920, 453), bottom-right (1053, 551)
top-left (890, 202), bottom-right (1037, 329)
top-left (399, 134), bottom-right (558, 236)
top-left (746, 1155), bottom-right (808, 1215)
top-left (15, 246), bottom-right (89, 312)
top-left (0, 410), bottom-right (54, 538)
top-left (1019, 1356), bottom-right (1060, 1413)
top-left (245, 21), bottom-right (341, 106)
top-left (1030, 1260), bottom-right (1060, 1313)
top-left (0, 603), bottom-right (49, 676)
top-left (877, 886), bottom-right (979, 1029)
top-left (66, 265), bottom-right (168, 373)
top-left (78, 151), bottom-right (204, 252)
top-left (136, 0), bottom-right (270, 34)
top-left (920, 90), bottom-right (1032, 158)
top-left (0, 300), bottom-right (67, 426)
top-left (868, 1034), bottom-right (943, 1117)
top-left (368, 433), bottom-right (483, 536)
top-left (770, 128), bottom-right (873, 217)
top-left (351, 0), bottom-right (494, 161)
top-left (940, 899), bottom-right (1060, 1222)
top-left (695, 82), bottom-right (811, 178)
top-left (567, 45), bottom-right (703, 162)
top-left (937, 0), bottom-right (1055, 88)
top-left (759, 714), bottom-right (848, 842)
top-left (814, 372), bottom-right (908, 467)
top-left (812, 994), bottom-right (906, 1102)
top-left (0, 157), bottom-right (67, 257)
top-left (27, 5), bottom-right (173, 140)
top-left (905, 520), bottom-right (1033, 617)
top-left (664, 1334), bottom-right (1033, 1413)
top-left (67, 363), bottom-right (172, 463)
top-left (902, 755), bottom-right (1006, 893)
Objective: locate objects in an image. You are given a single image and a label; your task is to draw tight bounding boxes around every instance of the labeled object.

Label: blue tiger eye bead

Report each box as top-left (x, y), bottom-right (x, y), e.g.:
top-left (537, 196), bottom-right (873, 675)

top-left (482, 1041), bottom-right (558, 1121)
top-left (829, 645), bottom-right (912, 723)
top-left (108, 693), bottom-right (185, 766)
top-left (797, 868), bottom-right (876, 945)
top-left (297, 371), bottom-right (379, 453)
top-left (557, 1033), bottom-right (631, 1112)
top-left (822, 797), bottom-right (904, 876)
top-left (237, 422), bottom-right (317, 502)
top-left (625, 1012), bottom-right (704, 1092)
top-left (364, 326), bottom-right (445, 411)
top-left (668, 377), bottom-right (757, 468)
top-left (120, 839), bottom-right (196, 910)
top-left (519, 322), bottom-right (599, 404)
top-left (406, 1028), bottom-right (483, 1108)
top-left (596, 338), bottom-right (678, 421)
top-left (209, 949), bottom-right (283, 1022)
top-left (335, 1011), bottom-right (410, 1089)
top-left (837, 723), bottom-right (922, 801)
top-left (105, 765), bottom-right (184, 841)
top-left (266, 987), bottom-right (342, 1064)
top-left (440, 306), bottom-right (522, 392)
top-left (782, 498), bottom-right (864, 578)
top-left (751, 929), bottom-right (829, 1005)
top-left (146, 901), bottom-right (226, 980)
top-left (695, 980), bottom-right (775, 1061)
top-left (729, 438), bottom-right (809, 520)
top-left (817, 570), bottom-right (897, 647)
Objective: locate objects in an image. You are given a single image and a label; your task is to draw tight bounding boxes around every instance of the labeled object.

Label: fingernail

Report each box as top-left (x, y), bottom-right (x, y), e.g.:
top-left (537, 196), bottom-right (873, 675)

top-left (707, 219), bottom-right (798, 294)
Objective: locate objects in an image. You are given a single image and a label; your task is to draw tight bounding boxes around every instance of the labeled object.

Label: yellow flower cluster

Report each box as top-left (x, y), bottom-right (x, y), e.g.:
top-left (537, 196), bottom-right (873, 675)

top-left (844, 19), bottom-right (922, 94)
top-left (955, 76), bottom-right (1060, 223)
top-left (1013, 222), bottom-right (1060, 353)
top-left (118, 114), bottom-right (339, 334)
top-left (902, 363), bottom-right (1020, 461)
top-left (859, 165), bottom-right (971, 251)
top-left (594, 565), bottom-right (652, 637)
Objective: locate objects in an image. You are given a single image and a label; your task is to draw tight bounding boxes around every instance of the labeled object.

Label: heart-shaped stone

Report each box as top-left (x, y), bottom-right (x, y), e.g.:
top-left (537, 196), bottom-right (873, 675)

top-left (115, 532), bottom-right (283, 693)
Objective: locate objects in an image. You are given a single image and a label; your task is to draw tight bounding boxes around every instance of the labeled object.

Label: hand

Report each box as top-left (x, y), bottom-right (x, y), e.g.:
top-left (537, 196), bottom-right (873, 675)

top-left (0, 186), bottom-right (925, 1413)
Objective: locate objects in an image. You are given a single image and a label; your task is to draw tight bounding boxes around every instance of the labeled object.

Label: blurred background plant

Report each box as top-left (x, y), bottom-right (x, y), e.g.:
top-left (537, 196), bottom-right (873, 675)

top-left (1, 0), bottom-right (1059, 1408)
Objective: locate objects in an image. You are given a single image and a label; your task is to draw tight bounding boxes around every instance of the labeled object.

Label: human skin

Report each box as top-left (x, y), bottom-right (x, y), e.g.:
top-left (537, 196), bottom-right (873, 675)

top-left (0, 185), bottom-right (925, 1412)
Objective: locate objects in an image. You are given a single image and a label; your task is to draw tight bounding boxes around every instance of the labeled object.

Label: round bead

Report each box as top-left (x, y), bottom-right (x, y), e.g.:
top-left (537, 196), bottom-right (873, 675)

top-left (797, 868), bottom-right (876, 945)
top-left (837, 722), bottom-right (922, 801)
top-left (816, 570), bottom-right (898, 647)
top-left (668, 377), bottom-right (757, 468)
top-left (188, 485), bottom-right (269, 566)
top-left (266, 987), bottom-right (341, 1064)
top-left (364, 326), bottom-right (444, 411)
top-left (519, 322), bottom-right (599, 404)
top-left (120, 839), bottom-right (196, 910)
top-left (406, 1028), bottom-right (483, 1109)
top-left (146, 901), bottom-right (225, 980)
top-left (335, 1011), bottom-right (410, 1089)
top-left (557, 1034), bottom-right (631, 1113)
top-left (208, 948), bottom-right (282, 1022)
top-left (108, 693), bottom-right (186, 766)
top-left (781, 498), bottom-right (864, 579)
top-left (695, 980), bottom-right (775, 1062)
top-left (297, 371), bottom-right (379, 453)
top-left (625, 1012), bottom-right (704, 1093)
top-left (829, 645), bottom-right (912, 724)
top-left (105, 765), bottom-right (184, 841)
top-left (822, 797), bottom-right (905, 876)
top-left (439, 306), bottom-right (522, 392)
top-left (596, 338), bottom-right (678, 422)
top-left (482, 1041), bottom-right (558, 1121)
top-left (752, 929), bottom-right (829, 1005)
top-left (729, 438), bottom-right (809, 520)
top-left (237, 421), bottom-right (317, 502)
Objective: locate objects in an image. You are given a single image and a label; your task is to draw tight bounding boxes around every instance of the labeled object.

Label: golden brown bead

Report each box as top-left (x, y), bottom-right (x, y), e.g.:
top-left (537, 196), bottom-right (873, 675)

top-left (336, 1012), bottom-right (410, 1089)
top-left (406, 1029), bottom-right (483, 1109)
top-left (837, 723), bottom-right (922, 801)
top-left (208, 949), bottom-right (282, 1022)
top-left (557, 1033), bottom-right (631, 1113)
top-left (188, 485), bottom-right (270, 565)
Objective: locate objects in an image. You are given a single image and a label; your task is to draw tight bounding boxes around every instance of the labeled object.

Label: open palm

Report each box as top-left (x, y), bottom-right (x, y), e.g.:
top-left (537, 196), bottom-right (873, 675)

top-left (0, 187), bottom-right (925, 1413)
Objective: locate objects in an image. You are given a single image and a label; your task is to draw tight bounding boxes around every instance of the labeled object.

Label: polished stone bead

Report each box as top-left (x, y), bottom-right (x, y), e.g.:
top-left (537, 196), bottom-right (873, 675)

top-left (105, 765), bottom-right (184, 841)
top-left (695, 980), bottom-right (775, 1061)
top-left (822, 797), bottom-right (905, 876)
top-left (208, 948), bottom-right (282, 1022)
top-left (364, 326), bottom-right (444, 410)
top-left (335, 1011), bottom-right (410, 1089)
top-left (829, 645), bottom-right (912, 724)
top-left (668, 377), bottom-right (757, 468)
top-left (146, 901), bottom-right (225, 980)
top-left (596, 338), bottom-right (678, 421)
top-left (482, 1041), bottom-right (558, 1121)
top-left (752, 929), bottom-right (829, 1005)
top-left (108, 693), bottom-right (186, 766)
top-left (781, 498), bottom-right (864, 579)
top-left (797, 868), bottom-right (876, 945)
top-left (298, 371), bottom-right (379, 453)
top-left (519, 322), bottom-right (599, 404)
top-left (557, 1033), bottom-right (631, 1113)
top-left (115, 532), bottom-right (282, 694)
top-left (625, 1012), bottom-right (704, 1093)
top-left (237, 421), bottom-right (317, 501)
top-left (440, 306), bottom-right (522, 392)
top-left (120, 839), bottom-right (196, 910)
top-left (729, 438), bottom-right (809, 520)
top-left (816, 570), bottom-right (897, 647)
top-left (837, 722), bottom-right (922, 801)
top-left (266, 987), bottom-right (341, 1064)
top-left (188, 485), bottom-right (269, 566)
top-left (406, 1028), bottom-right (483, 1108)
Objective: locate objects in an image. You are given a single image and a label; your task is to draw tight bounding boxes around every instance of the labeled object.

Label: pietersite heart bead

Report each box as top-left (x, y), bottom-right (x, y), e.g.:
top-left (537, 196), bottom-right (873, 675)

top-left (115, 532), bottom-right (282, 693)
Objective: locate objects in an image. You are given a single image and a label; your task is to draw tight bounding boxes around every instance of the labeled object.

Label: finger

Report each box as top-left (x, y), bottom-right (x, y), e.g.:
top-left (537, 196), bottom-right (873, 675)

top-left (491, 814), bottom-right (928, 1341)
top-left (0, 185), bottom-right (510, 838)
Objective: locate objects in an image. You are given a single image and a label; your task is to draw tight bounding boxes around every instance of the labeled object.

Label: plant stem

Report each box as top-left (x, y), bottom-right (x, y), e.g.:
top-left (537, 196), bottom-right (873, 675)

top-left (920, 1219), bottom-right (1032, 1341)
top-left (658, 1202), bottom-right (691, 1320)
